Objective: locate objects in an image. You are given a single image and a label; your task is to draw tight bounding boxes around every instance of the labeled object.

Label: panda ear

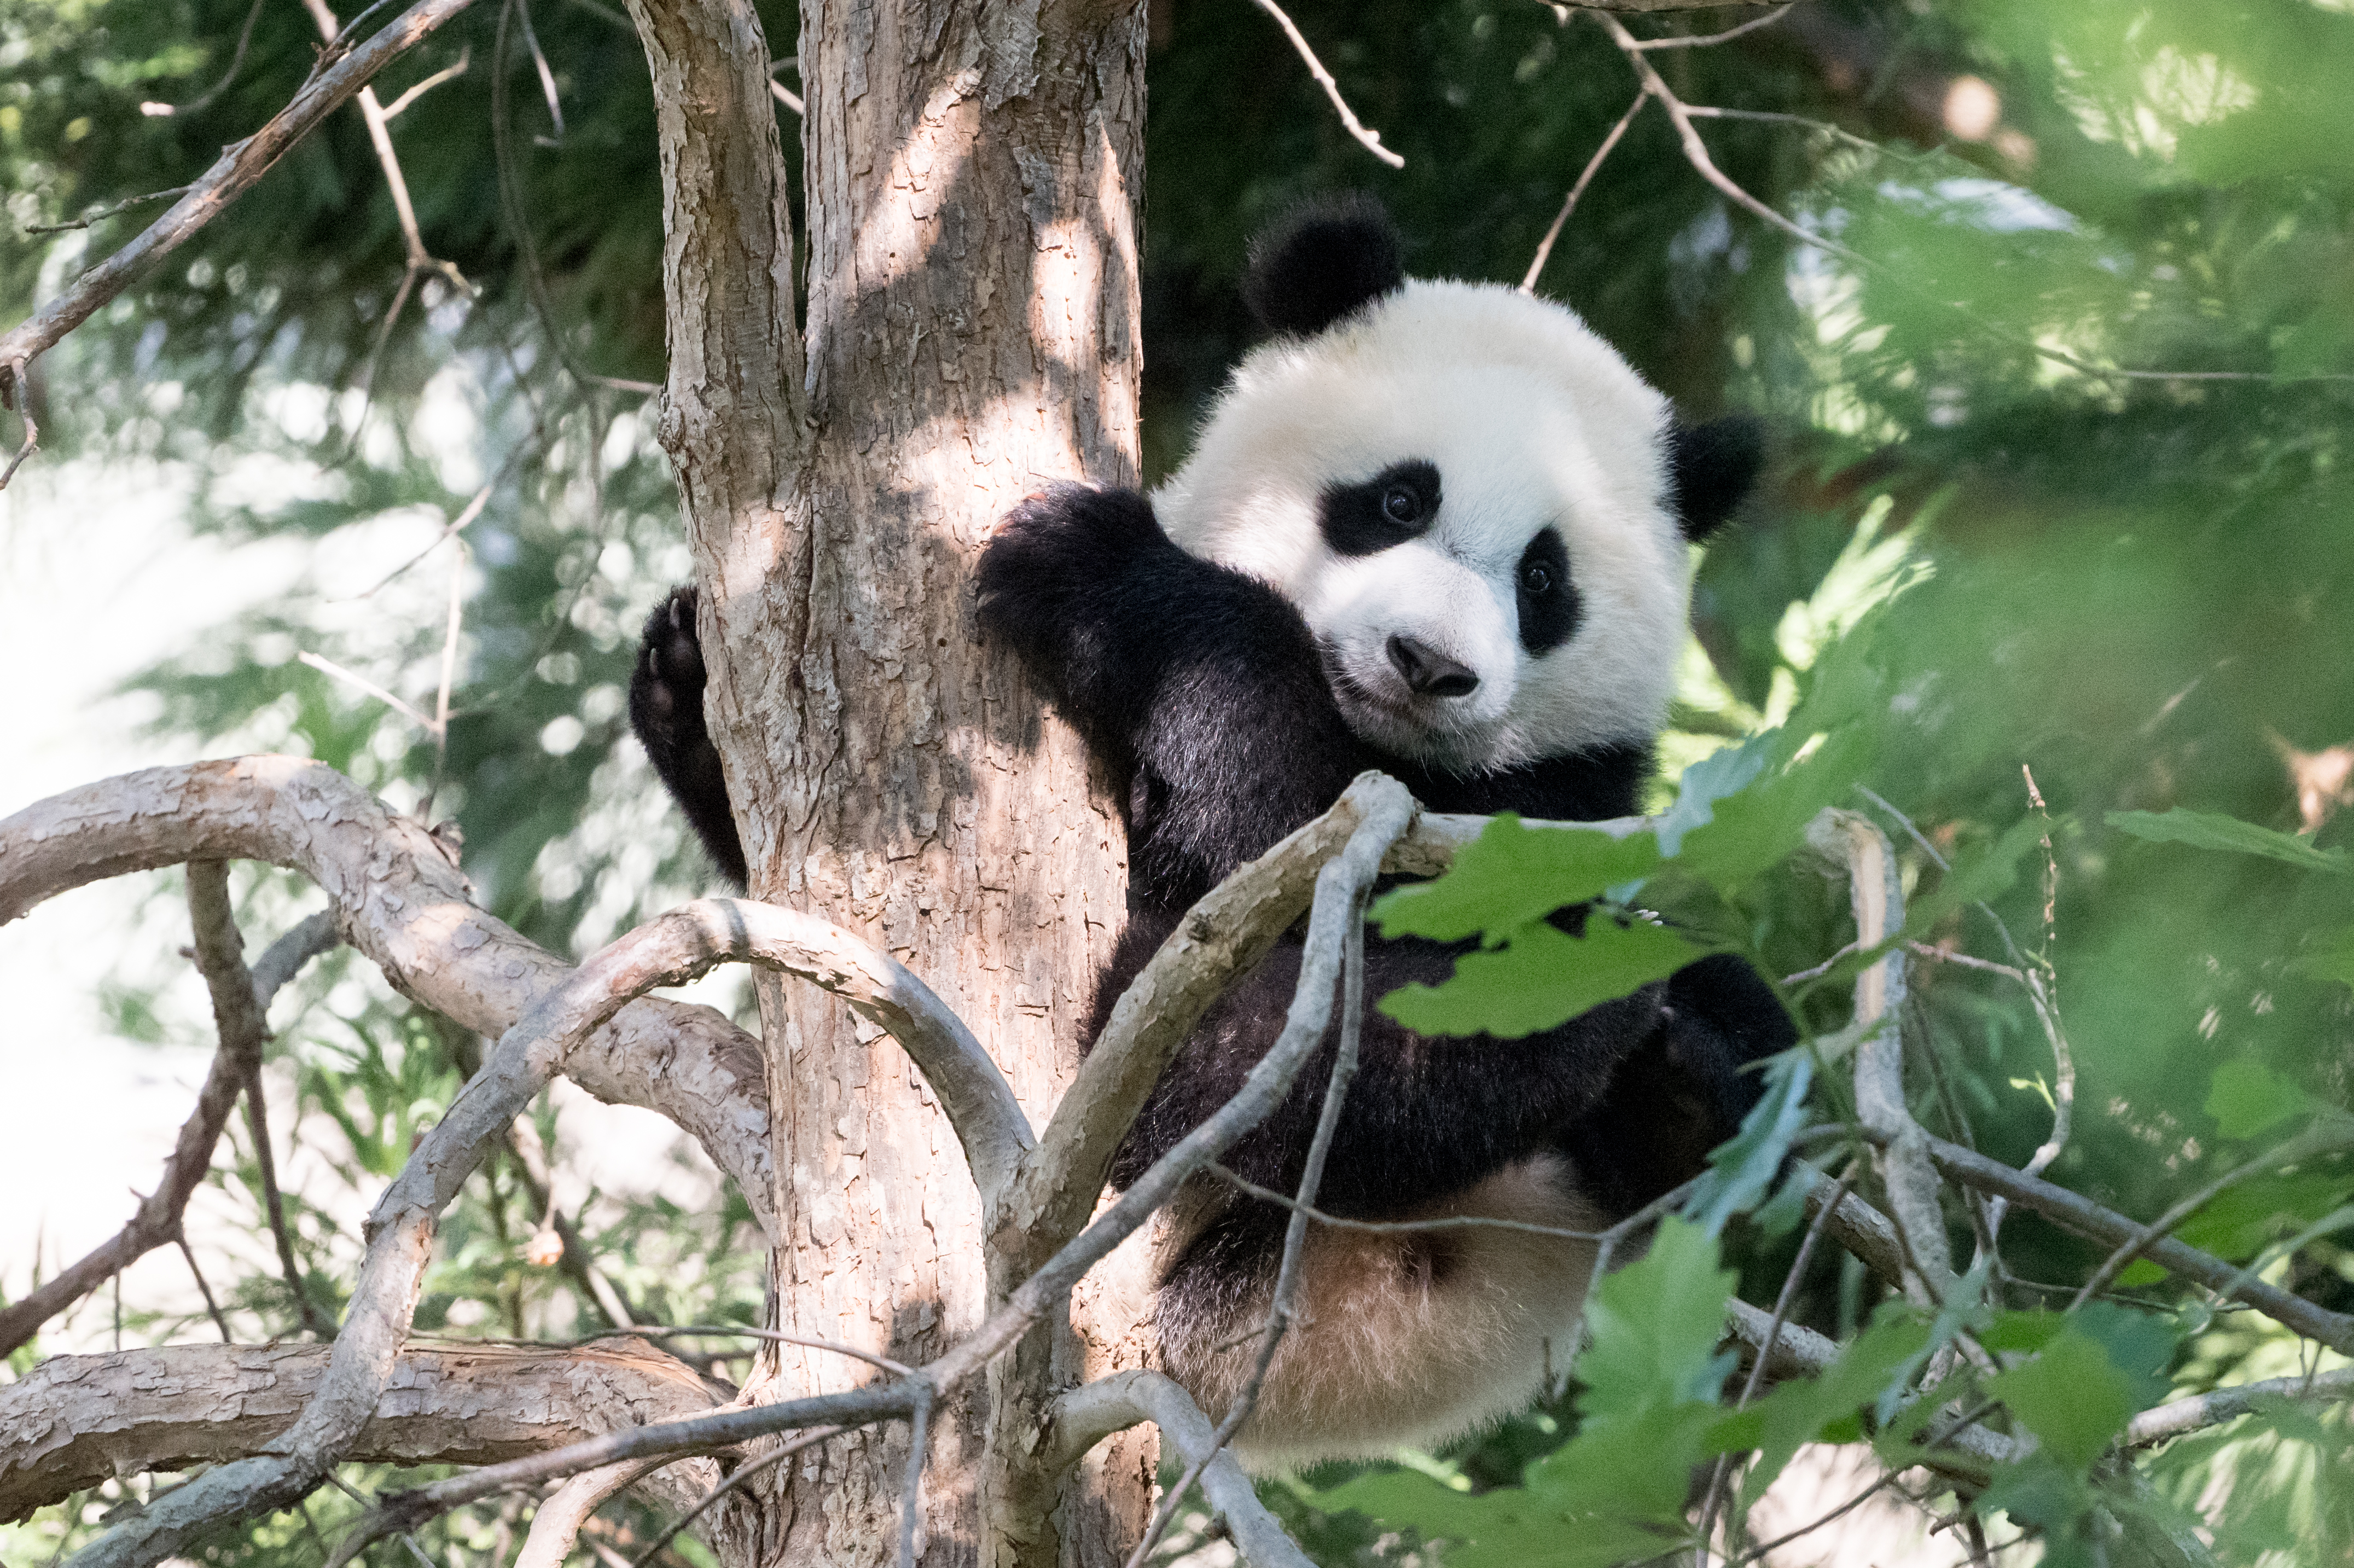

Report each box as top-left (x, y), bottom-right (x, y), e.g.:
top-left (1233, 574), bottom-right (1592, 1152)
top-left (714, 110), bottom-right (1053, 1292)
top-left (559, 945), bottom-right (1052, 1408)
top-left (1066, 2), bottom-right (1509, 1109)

top-left (1667, 415), bottom-right (1765, 542)
top-left (1241, 194), bottom-right (1406, 338)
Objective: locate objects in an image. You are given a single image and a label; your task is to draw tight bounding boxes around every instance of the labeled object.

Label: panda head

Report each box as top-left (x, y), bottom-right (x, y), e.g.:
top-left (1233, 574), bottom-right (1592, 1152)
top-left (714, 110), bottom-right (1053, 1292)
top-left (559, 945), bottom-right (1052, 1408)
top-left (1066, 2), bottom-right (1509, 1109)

top-left (1153, 196), bottom-right (1762, 774)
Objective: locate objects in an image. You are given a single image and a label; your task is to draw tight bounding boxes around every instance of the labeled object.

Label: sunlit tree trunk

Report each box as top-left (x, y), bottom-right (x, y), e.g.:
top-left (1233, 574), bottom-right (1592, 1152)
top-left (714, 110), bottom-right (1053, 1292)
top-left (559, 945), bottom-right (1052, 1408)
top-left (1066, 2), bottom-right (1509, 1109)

top-left (627, 1), bottom-right (1153, 1564)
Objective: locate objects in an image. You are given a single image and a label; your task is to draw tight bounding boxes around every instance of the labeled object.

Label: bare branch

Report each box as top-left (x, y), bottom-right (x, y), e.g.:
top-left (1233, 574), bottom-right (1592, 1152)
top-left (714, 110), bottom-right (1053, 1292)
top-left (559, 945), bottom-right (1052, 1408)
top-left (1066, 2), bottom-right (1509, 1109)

top-left (1521, 92), bottom-right (1647, 293)
top-left (22, 188), bottom-right (195, 236)
top-left (514, 1459), bottom-right (675, 1568)
top-left (623, 1430), bottom-right (844, 1567)
top-left (378, 48), bottom-right (472, 118)
top-left (2125, 1367), bottom-right (2354, 1449)
top-left (0, 1339), bottom-right (720, 1523)
top-left (0, 0), bottom-right (477, 439)
top-left (69, 888), bottom-right (994, 1567)
top-left (1917, 1133), bottom-right (2354, 1357)
top-left (2071, 1120), bottom-right (2354, 1310)
top-left (1811, 808), bottom-right (1951, 1300)
top-left (1621, 3), bottom-right (1792, 49)
top-left (1247, 0), bottom-right (1404, 168)
top-left (1012, 773), bottom-right (1425, 1255)
top-left (1048, 1372), bottom-right (1315, 1568)
top-left (0, 864), bottom-right (266, 1357)
top-left (0, 758), bottom-right (776, 1240)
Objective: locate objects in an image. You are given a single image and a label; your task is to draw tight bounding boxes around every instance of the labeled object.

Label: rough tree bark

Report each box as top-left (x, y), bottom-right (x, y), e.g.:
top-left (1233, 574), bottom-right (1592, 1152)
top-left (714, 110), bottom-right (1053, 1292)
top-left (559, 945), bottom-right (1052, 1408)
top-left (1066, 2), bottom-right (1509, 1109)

top-left (626, 2), bottom-right (1150, 1565)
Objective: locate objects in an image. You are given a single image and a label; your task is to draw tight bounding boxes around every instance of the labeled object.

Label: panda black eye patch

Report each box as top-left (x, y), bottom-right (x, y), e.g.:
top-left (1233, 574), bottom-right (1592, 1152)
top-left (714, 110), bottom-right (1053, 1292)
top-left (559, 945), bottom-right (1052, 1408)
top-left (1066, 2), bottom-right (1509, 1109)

top-left (1319, 459), bottom-right (1442, 556)
top-left (1515, 528), bottom-right (1580, 655)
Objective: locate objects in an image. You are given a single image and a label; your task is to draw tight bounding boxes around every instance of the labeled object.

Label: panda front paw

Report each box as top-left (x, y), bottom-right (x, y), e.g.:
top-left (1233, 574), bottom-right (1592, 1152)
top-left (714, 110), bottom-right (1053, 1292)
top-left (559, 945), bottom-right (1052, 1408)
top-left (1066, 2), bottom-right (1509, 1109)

top-left (629, 585), bottom-right (747, 885)
top-left (631, 585), bottom-right (710, 756)
top-left (977, 484), bottom-right (1165, 632)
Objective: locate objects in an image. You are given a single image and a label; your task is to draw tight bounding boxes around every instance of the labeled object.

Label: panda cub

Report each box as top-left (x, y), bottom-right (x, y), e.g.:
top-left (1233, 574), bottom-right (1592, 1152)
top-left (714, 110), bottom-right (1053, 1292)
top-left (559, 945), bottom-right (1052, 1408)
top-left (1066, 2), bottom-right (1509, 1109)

top-left (629, 197), bottom-right (1794, 1469)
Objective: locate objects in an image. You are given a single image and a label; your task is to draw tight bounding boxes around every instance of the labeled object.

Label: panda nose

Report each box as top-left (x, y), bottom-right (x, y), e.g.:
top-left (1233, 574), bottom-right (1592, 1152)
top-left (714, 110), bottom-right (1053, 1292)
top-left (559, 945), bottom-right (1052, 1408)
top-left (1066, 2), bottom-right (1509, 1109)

top-left (1386, 635), bottom-right (1480, 698)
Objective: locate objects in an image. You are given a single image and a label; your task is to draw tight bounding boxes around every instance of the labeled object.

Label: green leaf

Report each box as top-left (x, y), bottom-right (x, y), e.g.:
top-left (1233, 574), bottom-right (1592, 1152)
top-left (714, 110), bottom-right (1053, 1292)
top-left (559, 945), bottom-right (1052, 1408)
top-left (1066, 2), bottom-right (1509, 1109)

top-left (1728, 1305), bottom-right (1934, 1506)
top-left (2205, 1059), bottom-right (2318, 1140)
top-left (1577, 1216), bottom-right (1738, 1415)
top-left (1654, 730), bottom-right (1776, 858)
top-left (2070, 1302), bottom-right (2177, 1411)
top-left (1376, 915), bottom-right (1705, 1039)
top-left (1979, 1309), bottom-right (2067, 1355)
top-left (1681, 1049), bottom-right (1811, 1235)
top-left (1371, 815), bottom-right (1661, 942)
top-left (1679, 726), bottom-right (1875, 893)
top-left (2106, 808), bottom-right (2351, 875)
top-left (2293, 924), bottom-right (2354, 986)
top-left (1904, 813), bottom-right (2056, 936)
top-left (2175, 1169), bottom-right (2352, 1261)
top-left (1983, 1325), bottom-right (2143, 1470)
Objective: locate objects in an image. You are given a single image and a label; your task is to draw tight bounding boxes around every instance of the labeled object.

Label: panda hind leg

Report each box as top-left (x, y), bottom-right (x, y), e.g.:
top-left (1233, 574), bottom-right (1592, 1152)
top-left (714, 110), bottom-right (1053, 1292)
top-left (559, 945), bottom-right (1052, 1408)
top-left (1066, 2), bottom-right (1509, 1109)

top-left (628, 585), bottom-right (748, 886)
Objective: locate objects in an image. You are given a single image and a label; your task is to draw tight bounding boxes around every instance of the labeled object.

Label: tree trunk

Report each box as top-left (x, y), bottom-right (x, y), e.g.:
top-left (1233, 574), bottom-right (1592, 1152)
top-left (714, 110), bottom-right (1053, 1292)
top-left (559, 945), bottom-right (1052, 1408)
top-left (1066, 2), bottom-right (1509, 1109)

top-left (628, 2), bottom-right (1153, 1565)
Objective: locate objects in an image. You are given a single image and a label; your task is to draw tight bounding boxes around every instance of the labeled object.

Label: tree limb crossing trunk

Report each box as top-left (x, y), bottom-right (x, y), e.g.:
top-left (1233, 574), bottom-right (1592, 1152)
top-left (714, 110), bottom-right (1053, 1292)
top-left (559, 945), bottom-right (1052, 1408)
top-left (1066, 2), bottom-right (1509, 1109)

top-left (629, 2), bottom-right (1151, 1564)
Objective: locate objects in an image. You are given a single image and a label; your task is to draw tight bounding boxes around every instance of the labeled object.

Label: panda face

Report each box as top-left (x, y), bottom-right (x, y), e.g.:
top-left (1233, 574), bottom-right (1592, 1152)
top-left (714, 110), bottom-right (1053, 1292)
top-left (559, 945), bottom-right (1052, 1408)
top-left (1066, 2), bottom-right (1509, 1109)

top-left (1154, 280), bottom-right (1692, 773)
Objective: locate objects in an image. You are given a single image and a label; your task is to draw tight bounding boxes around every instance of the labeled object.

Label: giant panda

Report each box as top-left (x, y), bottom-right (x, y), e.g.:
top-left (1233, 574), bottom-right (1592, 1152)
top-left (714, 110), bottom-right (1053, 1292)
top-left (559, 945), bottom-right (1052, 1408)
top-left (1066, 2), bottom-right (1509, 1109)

top-left (629, 196), bottom-right (1795, 1470)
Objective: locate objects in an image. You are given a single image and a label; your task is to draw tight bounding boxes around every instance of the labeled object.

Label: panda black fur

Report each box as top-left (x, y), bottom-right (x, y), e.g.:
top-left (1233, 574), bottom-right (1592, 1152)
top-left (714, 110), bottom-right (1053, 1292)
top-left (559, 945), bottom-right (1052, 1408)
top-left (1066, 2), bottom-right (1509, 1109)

top-left (629, 196), bottom-right (1797, 1469)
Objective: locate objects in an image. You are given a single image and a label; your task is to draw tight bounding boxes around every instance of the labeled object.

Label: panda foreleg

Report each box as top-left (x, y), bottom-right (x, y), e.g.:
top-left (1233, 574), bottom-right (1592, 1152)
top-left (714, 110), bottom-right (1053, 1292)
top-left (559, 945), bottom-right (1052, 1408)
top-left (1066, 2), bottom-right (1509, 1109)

top-left (979, 484), bottom-right (1371, 904)
top-left (627, 585), bottom-right (748, 887)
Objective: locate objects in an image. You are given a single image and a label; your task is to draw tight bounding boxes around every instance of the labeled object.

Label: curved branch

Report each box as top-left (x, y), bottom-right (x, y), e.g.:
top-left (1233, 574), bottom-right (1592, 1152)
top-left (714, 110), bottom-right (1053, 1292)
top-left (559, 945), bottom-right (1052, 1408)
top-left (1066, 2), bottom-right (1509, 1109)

top-left (0, 1339), bottom-right (720, 1524)
top-left (0, 864), bottom-right (266, 1356)
top-left (66, 892), bottom-right (1016, 1568)
top-left (1046, 1373), bottom-right (1312, 1568)
top-left (0, 0), bottom-right (476, 430)
top-left (0, 758), bottom-right (776, 1240)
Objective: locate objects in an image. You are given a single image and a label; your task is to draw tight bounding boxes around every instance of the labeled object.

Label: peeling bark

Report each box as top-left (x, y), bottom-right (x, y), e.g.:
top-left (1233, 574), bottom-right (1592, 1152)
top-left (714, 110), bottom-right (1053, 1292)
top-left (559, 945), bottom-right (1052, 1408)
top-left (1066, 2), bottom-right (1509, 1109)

top-left (625, 0), bottom-right (1151, 1563)
top-left (0, 1340), bottom-right (723, 1524)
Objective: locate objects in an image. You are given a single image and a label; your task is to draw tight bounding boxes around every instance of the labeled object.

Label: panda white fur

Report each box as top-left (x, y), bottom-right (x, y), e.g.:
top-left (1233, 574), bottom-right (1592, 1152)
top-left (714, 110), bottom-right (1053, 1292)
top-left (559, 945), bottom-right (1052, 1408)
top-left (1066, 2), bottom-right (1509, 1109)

top-left (629, 196), bottom-right (1794, 1468)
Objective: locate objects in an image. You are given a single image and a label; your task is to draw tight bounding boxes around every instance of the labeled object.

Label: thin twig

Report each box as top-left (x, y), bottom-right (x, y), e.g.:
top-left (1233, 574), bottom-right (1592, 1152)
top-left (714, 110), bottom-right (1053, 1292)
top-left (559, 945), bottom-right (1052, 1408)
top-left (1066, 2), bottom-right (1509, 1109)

top-left (2070, 1121), bottom-right (2354, 1311)
top-left (1681, 105), bottom-right (1883, 154)
top-left (896, 1391), bottom-right (932, 1568)
top-left (24, 187), bottom-right (197, 235)
top-left (379, 47), bottom-right (472, 117)
top-left (1126, 869), bottom-right (1374, 1568)
top-left (1622, 3), bottom-right (1793, 50)
top-left (1589, 10), bottom-right (2354, 388)
top-left (419, 539), bottom-right (468, 818)
top-left (1247, 0), bottom-right (1404, 168)
top-left (1916, 1132), bottom-right (2354, 1356)
top-left (1695, 1165), bottom-right (1859, 1555)
top-left (514, 0), bottom-right (566, 141)
top-left (140, 0), bottom-right (269, 117)
top-left (634, 1325), bottom-right (912, 1378)
top-left (768, 79), bottom-right (805, 116)
top-left (2125, 1367), bottom-right (2354, 1448)
top-left (0, 863), bottom-right (269, 1356)
top-left (1521, 92), bottom-right (1647, 292)
top-left (244, 1057), bottom-right (337, 1337)
top-left (0, 363), bottom-right (35, 490)
top-left (0, 0), bottom-right (480, 439)
top-left (298, 649), bottom-right (438, 730)
top-left (627, 1430), bottom-right (842, 1567)
top-left (492, 0), bottom-right (658, 395)
top-left (175, 1233), bottom-right (235, 1342)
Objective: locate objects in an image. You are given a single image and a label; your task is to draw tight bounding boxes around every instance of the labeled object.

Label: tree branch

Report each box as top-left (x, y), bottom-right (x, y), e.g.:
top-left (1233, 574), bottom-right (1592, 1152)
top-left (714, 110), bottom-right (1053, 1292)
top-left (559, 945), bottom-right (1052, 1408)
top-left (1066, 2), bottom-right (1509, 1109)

top-left (0, 0), bottom-right (476, 458)
top-left (1047, 1372), bottom-right (1315, 1568)
top-left (0, 758), bottom-right (777, 1241)
top-left (1918, 1134), bottom-right (2354, 1357)
top-left (0, 1339), bottom-right (721, 1523)
top-left (0, 864), bottom-right (268, 1357)
top-left (2125, 1367), bottom-right (2354, 1449)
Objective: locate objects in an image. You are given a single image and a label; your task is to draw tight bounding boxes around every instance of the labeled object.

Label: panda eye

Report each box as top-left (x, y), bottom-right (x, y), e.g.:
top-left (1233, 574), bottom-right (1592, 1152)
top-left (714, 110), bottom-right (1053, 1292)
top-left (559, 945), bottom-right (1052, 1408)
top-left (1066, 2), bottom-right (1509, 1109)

top-left (1520, 561), bottom-right (1552, 595)
top-left (1381, 485), bottom-right (1421, 525)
